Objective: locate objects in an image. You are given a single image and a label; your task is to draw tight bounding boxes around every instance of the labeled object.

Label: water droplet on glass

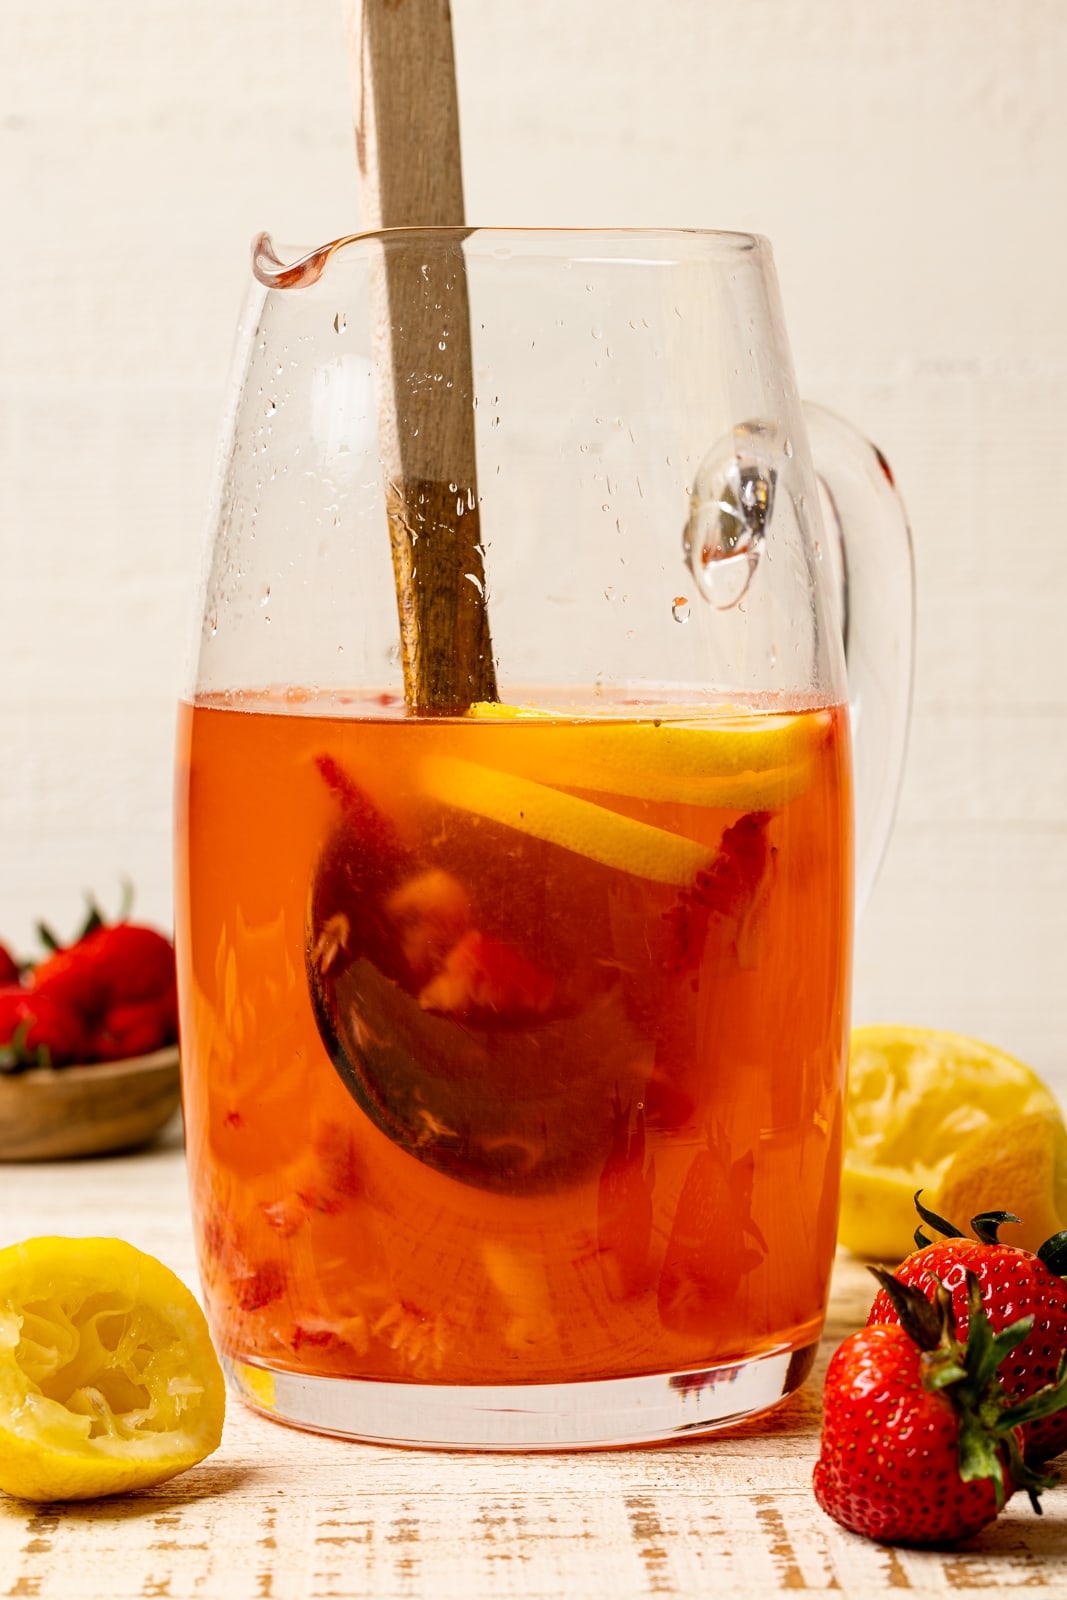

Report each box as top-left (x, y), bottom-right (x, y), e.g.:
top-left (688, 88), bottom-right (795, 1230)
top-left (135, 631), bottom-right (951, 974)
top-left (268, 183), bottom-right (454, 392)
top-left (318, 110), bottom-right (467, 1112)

top-left (783, 436), bottom-right (794, 459)
top-left (260, 585), bottom-right (271, 607)
top-left (604, 585), bottom-right (615, 601)
top-left (672, 596), bottom-right (691, 624)
top-left (333, 312), bottom-right (347, 334)
top-left (682, 419), bottom-right (787, 610)
top-left (438, 340), bottom-right (447, 351)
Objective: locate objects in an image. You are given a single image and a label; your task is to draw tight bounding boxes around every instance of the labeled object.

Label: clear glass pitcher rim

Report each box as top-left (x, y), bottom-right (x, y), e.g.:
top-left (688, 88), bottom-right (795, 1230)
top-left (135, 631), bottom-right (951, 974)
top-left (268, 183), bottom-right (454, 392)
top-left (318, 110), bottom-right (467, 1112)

top-left (252, 225), bottom-right (769, 291)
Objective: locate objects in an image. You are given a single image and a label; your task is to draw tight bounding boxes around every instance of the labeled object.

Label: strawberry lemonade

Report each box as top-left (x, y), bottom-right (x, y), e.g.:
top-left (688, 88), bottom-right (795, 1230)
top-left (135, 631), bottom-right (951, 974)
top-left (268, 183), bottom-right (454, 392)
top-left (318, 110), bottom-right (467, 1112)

top-left (175, 692), bottom-right (852, 1424)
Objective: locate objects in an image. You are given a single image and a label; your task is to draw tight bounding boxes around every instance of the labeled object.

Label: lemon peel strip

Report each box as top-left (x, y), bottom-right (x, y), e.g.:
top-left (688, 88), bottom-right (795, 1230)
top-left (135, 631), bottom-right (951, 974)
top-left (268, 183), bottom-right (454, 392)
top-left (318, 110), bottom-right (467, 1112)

top-left (421, 755), bottom-right (712, 886)
top-left (466, 703), bottom-right (825, 807)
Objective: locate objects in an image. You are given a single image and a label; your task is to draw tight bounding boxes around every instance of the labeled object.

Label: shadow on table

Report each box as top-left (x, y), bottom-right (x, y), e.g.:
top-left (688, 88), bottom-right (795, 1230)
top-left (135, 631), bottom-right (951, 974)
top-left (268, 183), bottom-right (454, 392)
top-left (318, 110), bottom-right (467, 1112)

top-left (6, 1462), bottom-right (261, 1525)
top-left (936, 1497), bottom-right (1067, 1562)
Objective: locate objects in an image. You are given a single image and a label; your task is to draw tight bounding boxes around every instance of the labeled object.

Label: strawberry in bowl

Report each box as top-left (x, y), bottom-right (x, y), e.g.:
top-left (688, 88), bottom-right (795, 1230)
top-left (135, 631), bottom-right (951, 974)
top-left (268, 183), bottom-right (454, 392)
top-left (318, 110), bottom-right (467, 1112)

top-left (0, 904), bottom-right (178, 1074)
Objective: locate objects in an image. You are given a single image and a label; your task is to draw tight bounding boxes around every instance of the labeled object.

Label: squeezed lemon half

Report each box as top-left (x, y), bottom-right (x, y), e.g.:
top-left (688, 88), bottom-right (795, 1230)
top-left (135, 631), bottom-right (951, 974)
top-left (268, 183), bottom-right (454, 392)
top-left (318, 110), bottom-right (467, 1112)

top-left (840, 1026), bottom-right (1067, 1261)
top-left (0, 1237), bottom-right (225, 1502)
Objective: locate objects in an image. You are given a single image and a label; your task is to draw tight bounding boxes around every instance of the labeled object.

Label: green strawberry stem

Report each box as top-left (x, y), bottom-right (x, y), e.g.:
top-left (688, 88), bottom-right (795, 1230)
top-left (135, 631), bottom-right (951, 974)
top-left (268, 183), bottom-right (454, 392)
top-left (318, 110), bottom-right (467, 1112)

top-left (35, 883), bottom-right (135, 961)
top-left (0, 1020), bottom-right (51, 1076)
top-left (908, 1196), bottom-right (1023, 1254)
top-left (912, 1189), bottom-right (965, 1249)
top-left (77, 899), bottom-right (106, 941)
top-left (1038, 1231), bottom-right (1067, 1276)
top-left (869, 1266), bottom-right (1067, 1512)
top-left (970, 1210), bottom-right (1024, 1246)
top-left (911, 1190), bottom-right (1056, 1254)
top-left (35, 920), bottom-right (62, 954)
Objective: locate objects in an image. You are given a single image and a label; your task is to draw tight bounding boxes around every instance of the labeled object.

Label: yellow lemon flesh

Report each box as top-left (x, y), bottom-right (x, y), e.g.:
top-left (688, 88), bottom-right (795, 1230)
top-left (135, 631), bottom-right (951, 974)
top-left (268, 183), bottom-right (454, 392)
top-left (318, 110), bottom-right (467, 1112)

top-left (465, 702), bottom-right (826, 809)
top-left (840, 1025), bottom-right (1065, 1263)
top-left (0, 1237), bottom-right (225, 1502)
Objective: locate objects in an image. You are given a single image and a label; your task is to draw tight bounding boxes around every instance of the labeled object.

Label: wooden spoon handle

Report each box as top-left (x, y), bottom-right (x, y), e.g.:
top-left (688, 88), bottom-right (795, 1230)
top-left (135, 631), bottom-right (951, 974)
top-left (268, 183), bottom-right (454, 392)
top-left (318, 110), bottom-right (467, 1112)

top-left (346, 0), bottom-right (497, 711)
top-left (349, 0), bottom-right (465, 230)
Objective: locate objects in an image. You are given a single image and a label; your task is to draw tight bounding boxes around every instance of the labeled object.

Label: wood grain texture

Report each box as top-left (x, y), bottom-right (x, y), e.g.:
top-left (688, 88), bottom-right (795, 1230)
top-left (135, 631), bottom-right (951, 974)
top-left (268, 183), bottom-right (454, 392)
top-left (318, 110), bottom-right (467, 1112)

top-left (2, 1145), bottom-right (1066, 1597)
top-left (0, 1047), bottom-right (180, 1162)
top-left (344, 0), bottom-right (496, 711)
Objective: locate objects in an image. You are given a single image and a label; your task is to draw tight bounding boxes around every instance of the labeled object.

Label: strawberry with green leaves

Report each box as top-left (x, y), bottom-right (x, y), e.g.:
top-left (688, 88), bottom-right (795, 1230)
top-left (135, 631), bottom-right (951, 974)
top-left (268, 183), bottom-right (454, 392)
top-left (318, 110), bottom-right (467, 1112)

top-left (868, 1195), bottom-right (1067, 1463)
top-left (814, 1268), bottom-right (1067, 1546)
top-left (31, 921), bottom-right (177, 1060)
top-left (0, 901), bottom-right (179, 1070)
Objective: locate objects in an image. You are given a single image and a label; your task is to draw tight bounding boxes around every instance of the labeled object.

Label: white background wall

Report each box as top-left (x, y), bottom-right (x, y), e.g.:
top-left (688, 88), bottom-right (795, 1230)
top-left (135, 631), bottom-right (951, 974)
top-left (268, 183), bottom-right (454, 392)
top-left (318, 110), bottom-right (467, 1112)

top-left (2, 3), bottom-right (1064, 1090)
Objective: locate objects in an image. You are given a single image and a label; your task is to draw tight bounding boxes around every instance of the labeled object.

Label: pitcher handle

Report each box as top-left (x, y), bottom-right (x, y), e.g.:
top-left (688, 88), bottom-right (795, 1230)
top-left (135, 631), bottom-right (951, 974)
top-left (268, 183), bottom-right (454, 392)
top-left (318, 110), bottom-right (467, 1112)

top-left (802, 402), bottom-right (916, 917)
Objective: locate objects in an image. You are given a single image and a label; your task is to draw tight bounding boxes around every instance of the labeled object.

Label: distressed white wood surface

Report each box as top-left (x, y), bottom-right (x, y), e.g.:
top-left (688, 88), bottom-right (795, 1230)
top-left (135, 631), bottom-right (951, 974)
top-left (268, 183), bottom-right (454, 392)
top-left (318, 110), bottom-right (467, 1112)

top-left (2, 1133), bottom-right (1066, 1597)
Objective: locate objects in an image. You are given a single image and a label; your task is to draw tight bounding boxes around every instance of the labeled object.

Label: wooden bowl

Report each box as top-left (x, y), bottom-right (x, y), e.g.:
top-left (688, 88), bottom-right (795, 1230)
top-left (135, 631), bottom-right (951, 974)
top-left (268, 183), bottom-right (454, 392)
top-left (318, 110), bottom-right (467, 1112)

top-left (0, 1046), bottom-right (182, 1162)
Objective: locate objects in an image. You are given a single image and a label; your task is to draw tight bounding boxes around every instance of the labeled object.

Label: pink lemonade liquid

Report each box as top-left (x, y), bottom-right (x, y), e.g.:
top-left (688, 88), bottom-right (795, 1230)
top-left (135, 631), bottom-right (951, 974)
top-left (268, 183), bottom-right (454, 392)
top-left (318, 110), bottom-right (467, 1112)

top-left (175, 692), bottom-right (852, 1387)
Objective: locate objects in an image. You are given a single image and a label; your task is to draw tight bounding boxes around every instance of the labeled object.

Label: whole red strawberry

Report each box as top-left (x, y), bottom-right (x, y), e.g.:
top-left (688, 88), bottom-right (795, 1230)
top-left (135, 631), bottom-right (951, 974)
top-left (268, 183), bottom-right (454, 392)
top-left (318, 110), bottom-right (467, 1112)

top-left (0, 907), bottom-right (178, 1070)
top-left (869, 1196), bottom-right (1067, 1463)
top-left (32, 923), bottom-right (176, 1017)
top-left (815, 1269), bottom-right (1067, 1546)
top-left (0, 986), bottom-right (90, 1069)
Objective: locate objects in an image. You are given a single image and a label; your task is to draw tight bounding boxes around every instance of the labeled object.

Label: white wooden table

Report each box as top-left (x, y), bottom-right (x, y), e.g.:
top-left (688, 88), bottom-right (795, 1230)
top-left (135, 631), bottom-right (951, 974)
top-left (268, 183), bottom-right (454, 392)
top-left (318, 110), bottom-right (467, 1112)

top-left (2, 1123), bottom-right (1065, 1598)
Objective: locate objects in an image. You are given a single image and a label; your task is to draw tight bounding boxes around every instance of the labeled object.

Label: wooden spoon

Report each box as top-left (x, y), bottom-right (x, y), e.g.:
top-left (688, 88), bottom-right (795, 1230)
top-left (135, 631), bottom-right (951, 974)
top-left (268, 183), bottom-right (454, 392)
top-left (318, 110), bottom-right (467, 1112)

top-left (345, 0), bottom-right (497, 711)
top-left (0, 1046), bottom-right (181, 1162)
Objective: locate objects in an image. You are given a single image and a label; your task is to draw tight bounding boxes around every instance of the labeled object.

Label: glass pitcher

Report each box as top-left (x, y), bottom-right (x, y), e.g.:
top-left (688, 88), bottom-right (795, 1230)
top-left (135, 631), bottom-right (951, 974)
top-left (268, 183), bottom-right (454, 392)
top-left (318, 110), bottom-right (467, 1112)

top-left (174, 227), bottom-right (913, 1449)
